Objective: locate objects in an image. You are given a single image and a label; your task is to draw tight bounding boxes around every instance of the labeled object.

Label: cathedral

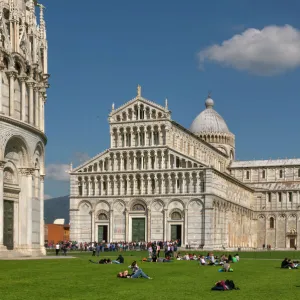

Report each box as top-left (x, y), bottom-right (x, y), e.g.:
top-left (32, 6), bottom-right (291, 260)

top-left (69, 86), bottom-right (300, 250)
top-left (0, 0), bottom-right (49, 257)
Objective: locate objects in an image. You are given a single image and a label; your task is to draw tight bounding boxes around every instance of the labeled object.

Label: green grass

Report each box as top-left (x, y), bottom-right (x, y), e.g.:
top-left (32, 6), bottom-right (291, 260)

top-left (1, 251), bottom-right (300, 300)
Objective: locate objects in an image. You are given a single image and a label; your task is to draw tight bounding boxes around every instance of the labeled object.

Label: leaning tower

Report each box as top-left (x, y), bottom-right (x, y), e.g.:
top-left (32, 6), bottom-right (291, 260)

top-left (0, 0), bottom-right (49, 257)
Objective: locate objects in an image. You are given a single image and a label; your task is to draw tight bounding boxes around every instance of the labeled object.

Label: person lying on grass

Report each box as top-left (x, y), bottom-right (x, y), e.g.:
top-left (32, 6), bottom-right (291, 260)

top-left (117, 269), bottom-right (152, 279)
top-left (89, 258), bottom-right (112, 264)
top-left (281, 258), bottom-right (298, 269)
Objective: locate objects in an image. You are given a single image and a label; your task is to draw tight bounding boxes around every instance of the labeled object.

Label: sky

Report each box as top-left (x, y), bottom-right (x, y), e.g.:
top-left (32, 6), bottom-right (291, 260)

top-left (42, 0), bottom-right (300, 199)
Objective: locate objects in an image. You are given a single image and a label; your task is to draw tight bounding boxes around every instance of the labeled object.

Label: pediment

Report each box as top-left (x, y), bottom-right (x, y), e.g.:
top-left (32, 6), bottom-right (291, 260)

top-left (109, 96), bottom-right (171, 123)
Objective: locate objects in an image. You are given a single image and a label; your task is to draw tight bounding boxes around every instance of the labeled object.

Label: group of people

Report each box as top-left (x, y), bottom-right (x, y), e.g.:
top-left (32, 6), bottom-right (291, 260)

top-left (281, 258), bottom-right (299, 269)
top-left (89, 254), bottom-right (125, 265)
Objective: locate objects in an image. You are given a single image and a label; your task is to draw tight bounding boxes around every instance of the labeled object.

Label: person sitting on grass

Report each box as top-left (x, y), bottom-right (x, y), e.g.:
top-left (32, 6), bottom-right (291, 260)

top-left (222, 260), bottom-right (232, 272)
top-left (234, 254), bottom-right (240, 262)
top-left (117, 269), bottom-right (152, 279)
top-left (112, 254), bottom-right (124, 264)
top-left (89, 258), bottom-right (112, 264)
top-left (199, 255), bottom-right (207, 266)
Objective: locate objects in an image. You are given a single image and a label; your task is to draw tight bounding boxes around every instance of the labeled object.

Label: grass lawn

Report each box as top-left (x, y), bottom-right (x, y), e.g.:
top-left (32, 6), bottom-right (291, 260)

top-left (1, 251), bottom-right (300, 300)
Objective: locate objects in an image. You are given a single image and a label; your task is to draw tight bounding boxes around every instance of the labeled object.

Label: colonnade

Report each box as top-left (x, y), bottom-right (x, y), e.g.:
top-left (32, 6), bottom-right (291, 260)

top-left (114, 103), bottom-right (165, 122)
top-left (111, 125), bottom-right (166, 148)
top-left (82, 150), bottom-right (200, 173)
top-left (76, 171), bottom-right (205, 197)
top-left (0, 68), bottom-right (46, 133)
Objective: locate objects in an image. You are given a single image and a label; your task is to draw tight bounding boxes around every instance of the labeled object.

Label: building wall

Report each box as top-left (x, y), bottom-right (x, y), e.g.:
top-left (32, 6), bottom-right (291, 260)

top-left (46, 224), bottom-right (70, 244)
top-left (0, 0), bottom-right (49, 257)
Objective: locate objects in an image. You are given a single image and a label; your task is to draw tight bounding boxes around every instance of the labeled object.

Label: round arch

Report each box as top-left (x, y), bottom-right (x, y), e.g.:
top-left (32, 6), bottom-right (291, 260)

top-left (3, 135), bottom-right (30, 167)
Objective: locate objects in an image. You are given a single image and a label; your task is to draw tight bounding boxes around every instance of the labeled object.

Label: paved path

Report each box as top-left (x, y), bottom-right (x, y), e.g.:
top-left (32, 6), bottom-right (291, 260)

top-left (0, 256), bottom-right (76, 261)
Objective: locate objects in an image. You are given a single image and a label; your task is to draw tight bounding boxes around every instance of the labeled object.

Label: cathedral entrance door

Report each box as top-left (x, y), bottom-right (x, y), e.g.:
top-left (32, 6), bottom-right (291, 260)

top-left (132, 218), bottom-right (145, 242)
top-left (171, 225), bottom-right (182, 241)
top-left (98, 225), bottom-right (108, 242)
top-left (3, 200), bottom-right (14, 250)
top-left (290, 238), bottom-right (296, 249)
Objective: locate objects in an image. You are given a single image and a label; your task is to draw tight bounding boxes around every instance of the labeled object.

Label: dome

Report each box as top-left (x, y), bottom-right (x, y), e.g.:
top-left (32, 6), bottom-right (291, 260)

top-left (190, 97), bottom-right (230, 134)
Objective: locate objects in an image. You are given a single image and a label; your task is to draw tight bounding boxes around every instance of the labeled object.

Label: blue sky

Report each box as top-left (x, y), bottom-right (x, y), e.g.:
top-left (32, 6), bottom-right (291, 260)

top-left (42, 0), bottom-right (300, 198)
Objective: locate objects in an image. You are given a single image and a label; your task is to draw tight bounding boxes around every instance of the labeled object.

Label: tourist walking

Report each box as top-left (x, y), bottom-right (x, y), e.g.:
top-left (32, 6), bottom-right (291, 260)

top-left (55, 243), bottom-right (60, 256)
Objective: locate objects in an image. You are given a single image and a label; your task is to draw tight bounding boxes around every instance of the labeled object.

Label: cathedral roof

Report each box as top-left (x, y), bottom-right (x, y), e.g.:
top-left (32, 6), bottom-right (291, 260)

top-left (231, 159), bottom-right (300, 168)
top-left (189, 96), bottom-right (230, 135)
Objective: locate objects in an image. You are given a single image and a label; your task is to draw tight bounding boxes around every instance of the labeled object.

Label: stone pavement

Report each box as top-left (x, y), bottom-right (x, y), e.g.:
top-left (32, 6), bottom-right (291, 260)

top-left (0, 256), bottom-right (76, 261)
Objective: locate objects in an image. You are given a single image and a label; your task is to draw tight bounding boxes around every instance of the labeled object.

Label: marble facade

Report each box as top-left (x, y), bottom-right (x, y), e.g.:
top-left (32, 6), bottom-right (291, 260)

top-left (0, 0), bottom-right (49, 257)
top-left (69, 87), bottom-right (300, 250)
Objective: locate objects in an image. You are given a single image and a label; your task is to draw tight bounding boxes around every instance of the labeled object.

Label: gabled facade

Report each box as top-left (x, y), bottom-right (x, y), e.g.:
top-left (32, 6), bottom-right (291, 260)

top-left (69, 87), bottom-right (256, 249)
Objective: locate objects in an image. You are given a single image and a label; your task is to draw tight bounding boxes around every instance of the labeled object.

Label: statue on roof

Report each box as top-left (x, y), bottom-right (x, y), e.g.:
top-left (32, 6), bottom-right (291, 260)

top-left (137, 84), bottom-right (141, 97)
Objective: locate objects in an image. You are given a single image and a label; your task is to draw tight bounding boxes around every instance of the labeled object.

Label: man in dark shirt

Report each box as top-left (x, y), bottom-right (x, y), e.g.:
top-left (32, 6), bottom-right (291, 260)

top-left (281, 258), bottom-right (289, 268)
top-left (116, 255), bottom-right (124, 264)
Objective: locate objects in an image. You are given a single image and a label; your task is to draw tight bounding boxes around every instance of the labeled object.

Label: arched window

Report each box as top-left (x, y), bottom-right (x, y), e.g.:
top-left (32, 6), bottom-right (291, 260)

top-left (279, 170), bottom-right (283, 178)
top-left (262, 170), bottom-right (266, 179)
top-left (246, 170), bottom-right (250, 180)
top-left (270, 217), bottom-right (275, 229)
top-left (171, 211), bottom-right (182, 220)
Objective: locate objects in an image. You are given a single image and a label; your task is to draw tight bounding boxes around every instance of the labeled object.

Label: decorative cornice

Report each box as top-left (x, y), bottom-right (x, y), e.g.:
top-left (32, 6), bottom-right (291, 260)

top-left (19, 168), bottom-right (35, 176)
top-left (0, 114), bottom-right (47, 144)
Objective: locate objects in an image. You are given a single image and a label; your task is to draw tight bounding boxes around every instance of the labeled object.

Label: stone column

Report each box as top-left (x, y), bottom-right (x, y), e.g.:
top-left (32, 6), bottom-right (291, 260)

top-left (88, 179), bottom-right (92, 196)
top-left (164, 209), bottom-right (168, 241)
top-left (121, 178), bottom-right (125, 195)
top-left (168, 174), bottom-right (172, 194)
top-left (109, 210), bottom-right (113, 242)
top-left (27, 80), bottom-right (35, 124)
top-left (136, 130), bottom-right (140, 147)
top-left (141, 177), bottom-right (144, 195)
top-left (133, 154), bottom-right (137, 170)
top-left (126, 177), bottom-right (130, 195)
top-left (182, 175), bottom-right (186, 194)
top-left (133, 178), bottom-right (136, 195)
top-left (151, 129), bottom-right (155, 146)
top-left (26, 168), bottom-right (34, 247)
top-left (130, 130), bottom-right (134, 146)
top-left (110, 131), bottom-right (114, 148)
top-left (91, 210), bottom-right (95, 242)
top-left (100, 178), bottom-right (103, 196)
top-left (19, 75), bottom-right (27, 121)
top-left (7, 69), bottom-right (17, 117)
top-left (203, 196), bottom-right (215, 250)
top-left (125, 209), bottom-right (129, 242)
top-left (40, 175), bottom-right (45, 249)
top-left (154, 175), bottom-right (158, 194)
top-left (0, 161), bottom-right (5, 248)
top-left (141, 153), bottom-right (144, 170)
top-left (40, 95), bottom-right (45, 132)
top-left (120, 155), bottom-right (124, 171)
top-left (0, 62), bottom-right (5, 114)
top-left (147, 207), bottom-right (151, 242)
top-left (147, 154), bottom-right (151, 170)
top-left (184, 208), bottom-right (188, 246)
top-left (147, 176), bottom-right (151, 195)
top-left (160, 130), bottom-right (164, 146)
top-left (34, 86), bottom-right (39, 127)
top-left (154, 151), bottom-right (158, 169)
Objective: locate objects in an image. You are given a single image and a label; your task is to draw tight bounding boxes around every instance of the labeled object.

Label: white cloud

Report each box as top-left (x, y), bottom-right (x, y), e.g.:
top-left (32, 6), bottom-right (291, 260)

top-left (74, 152), bottom-right (90, 164)
top-left (198, 25), bottom-right (300, 75)
top-left (44, 194), bottom-right (53, 200)
top-left (46, 164), bottom-right (70, 181)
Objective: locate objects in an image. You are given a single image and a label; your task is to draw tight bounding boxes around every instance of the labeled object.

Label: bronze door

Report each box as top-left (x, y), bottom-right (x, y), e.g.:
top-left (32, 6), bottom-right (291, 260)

top-left (3, 200), bottom-right (14, 250)
top-left (132, 218), bottom-right (145, 242)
